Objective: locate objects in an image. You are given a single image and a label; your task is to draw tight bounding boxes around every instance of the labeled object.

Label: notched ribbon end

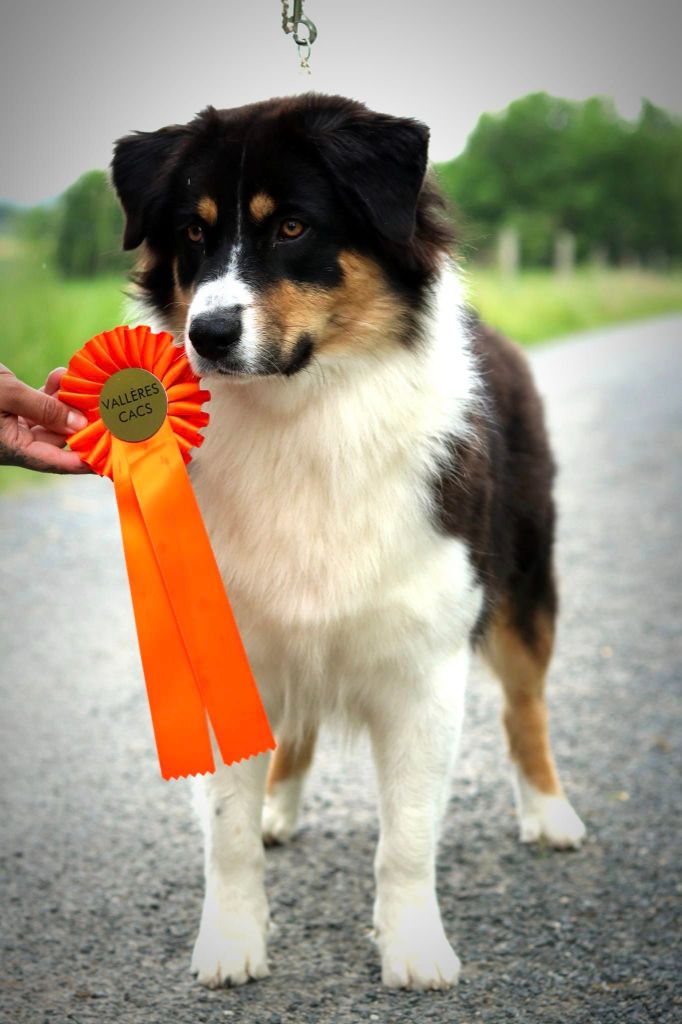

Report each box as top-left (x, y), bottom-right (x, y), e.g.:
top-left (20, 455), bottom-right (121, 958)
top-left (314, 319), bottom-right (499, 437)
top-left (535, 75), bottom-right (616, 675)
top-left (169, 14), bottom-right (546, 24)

top-left (223, 740), bottom-right (278, 768)
top-left (161, 740), bottom-right (277, 782)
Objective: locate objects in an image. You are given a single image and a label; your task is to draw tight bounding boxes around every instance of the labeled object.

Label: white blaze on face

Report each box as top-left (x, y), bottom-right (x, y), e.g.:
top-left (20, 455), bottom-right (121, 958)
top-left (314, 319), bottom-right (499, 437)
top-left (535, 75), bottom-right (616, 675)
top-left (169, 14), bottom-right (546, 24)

top-left (186, 246), bottom-right (261, 370)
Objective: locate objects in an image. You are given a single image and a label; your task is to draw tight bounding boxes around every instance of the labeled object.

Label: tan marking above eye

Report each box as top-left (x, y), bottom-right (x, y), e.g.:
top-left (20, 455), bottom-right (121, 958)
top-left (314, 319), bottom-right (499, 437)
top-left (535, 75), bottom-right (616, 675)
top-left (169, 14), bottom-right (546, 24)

top-left (196, 196), bottom-right (218, 225)
top-left (187, 224), bottom-right (204, 243)
top-left (279, 218), bottom-right (306, 240)
top-left (249, 192), bottom-right (276, 222)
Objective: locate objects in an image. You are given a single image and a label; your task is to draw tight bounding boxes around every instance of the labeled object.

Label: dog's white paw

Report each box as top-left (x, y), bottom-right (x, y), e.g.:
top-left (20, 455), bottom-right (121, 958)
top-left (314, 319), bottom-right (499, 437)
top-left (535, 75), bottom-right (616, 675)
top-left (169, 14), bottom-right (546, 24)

top-left (519, 793), bottom-right (586, 849)
top-left (261, 779), bottom-right (303, 846)
top-left (191, 912), bottom-right (269, 988)
top-left (379, 930), bottom-right (461, 990)
top-left (374, 902), bottom-right (460, 990)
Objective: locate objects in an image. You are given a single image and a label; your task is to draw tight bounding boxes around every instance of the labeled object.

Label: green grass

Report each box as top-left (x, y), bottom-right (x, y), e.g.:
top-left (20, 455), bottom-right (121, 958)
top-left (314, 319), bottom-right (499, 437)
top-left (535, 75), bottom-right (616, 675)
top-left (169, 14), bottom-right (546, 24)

top-left (466, 266), bottom-right (682, 344)
top-left (2, 246), bottom-right (682, 495)
top-left (1, 248), bottom-right (127, 388)
top-left (0, 247), bottom-right (128, 494)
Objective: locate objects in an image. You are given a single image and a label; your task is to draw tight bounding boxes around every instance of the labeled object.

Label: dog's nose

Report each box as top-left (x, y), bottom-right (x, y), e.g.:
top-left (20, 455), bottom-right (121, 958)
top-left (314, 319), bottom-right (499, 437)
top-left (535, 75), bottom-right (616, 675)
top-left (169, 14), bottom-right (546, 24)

top-left (189, 307), bottom-right (243, 360)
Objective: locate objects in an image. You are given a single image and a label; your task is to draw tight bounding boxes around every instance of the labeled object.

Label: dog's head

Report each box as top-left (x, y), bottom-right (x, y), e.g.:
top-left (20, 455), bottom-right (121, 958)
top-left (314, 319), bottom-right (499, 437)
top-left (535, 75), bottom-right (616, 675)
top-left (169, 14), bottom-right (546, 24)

top-left (112, 94), bottom-right (453, 380)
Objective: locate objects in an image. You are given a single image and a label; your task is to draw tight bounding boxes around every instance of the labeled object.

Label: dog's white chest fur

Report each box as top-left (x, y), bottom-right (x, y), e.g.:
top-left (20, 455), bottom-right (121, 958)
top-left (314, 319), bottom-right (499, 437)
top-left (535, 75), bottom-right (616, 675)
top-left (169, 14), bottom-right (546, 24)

top-left (189, 267), bottom-right (482, 721)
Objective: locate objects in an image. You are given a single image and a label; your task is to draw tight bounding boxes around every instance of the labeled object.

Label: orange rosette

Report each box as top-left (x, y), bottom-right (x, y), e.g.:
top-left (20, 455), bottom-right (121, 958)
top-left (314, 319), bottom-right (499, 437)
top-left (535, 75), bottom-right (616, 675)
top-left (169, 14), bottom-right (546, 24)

top-left (59, 325), bottom-right (275, 780)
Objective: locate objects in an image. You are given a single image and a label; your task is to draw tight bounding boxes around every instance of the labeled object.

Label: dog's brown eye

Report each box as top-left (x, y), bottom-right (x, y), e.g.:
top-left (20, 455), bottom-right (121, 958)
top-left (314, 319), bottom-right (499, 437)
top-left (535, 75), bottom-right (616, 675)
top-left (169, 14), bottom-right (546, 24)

top-left (279, 219), bottom-right (306, 240)
top-left (187, 224), bottom-right (204, 244)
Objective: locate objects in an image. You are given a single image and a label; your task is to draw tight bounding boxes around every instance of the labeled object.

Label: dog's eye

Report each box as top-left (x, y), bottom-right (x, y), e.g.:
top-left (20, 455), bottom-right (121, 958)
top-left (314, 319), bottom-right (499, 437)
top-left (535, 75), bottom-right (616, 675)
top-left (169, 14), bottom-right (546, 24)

top-left (187, 224), bottom-right (204, 244)
top-left (278, 219), bottom-right (306, 240)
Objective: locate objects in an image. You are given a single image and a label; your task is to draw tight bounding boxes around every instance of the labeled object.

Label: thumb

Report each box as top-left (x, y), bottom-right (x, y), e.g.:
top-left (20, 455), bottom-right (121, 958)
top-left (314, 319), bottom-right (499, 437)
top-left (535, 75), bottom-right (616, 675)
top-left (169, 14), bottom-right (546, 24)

top-left (3, 378), bottom-right (88, 434)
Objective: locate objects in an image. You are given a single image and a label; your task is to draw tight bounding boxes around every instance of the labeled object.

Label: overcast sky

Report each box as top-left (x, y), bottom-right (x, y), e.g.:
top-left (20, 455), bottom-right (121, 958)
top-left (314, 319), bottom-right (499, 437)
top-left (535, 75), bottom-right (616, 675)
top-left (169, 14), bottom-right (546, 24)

top-left (1, 0), bottom-right (680, 205)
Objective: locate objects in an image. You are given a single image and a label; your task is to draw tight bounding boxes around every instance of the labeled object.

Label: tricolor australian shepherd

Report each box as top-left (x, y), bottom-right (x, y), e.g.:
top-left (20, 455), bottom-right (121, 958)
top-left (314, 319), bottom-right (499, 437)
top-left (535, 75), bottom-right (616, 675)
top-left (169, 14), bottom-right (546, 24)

top-left (111, 93), bottom-right (585, 991)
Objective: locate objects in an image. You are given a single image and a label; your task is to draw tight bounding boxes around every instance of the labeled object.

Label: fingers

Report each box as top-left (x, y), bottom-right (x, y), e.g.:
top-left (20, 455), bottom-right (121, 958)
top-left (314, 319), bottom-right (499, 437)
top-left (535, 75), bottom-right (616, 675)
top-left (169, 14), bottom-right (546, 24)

top-left (43, 367), bottom-right (67, 397)
top-left (0, 365), bottom-right (92, 474)
top-left (24, 368), bottom-right (68, 427)
top-left (12, 440), bottom-right (92, 474)
top-left (29, 426), bottom-right (74, 447)
top-left (1, 376), bottom-right (87, 435)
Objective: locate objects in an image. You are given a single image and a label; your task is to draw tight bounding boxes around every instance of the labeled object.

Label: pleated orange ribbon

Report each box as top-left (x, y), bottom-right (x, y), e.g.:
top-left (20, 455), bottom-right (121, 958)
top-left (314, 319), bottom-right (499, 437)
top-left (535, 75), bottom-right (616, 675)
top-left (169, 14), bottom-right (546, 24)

top-left (59, 325), bottom-right (275, 779)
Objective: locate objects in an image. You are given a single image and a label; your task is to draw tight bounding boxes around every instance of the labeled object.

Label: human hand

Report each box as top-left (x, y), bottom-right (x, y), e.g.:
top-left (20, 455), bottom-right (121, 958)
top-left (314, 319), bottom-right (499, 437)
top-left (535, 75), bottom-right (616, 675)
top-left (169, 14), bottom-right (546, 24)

top-left (0, 364), bottom-right (91, 474)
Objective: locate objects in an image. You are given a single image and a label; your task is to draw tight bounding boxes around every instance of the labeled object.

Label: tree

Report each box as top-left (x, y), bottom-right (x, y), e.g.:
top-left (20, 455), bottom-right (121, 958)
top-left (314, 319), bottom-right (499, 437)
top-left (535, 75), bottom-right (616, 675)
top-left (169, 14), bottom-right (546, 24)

top-left (55, 170), bottom-right (129, 277)
top-left (436, 94), bottom-right (682, 266)
top-left (0, 201), bottom-right (19, 234)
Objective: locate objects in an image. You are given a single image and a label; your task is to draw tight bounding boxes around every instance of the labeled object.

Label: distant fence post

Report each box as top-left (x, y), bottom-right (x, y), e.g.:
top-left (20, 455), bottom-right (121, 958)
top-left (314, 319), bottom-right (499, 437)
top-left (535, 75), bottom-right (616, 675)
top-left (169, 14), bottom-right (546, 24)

top-left (620, 250), bottom-right (642, 270)
top-left (553, 230), bottom-right (576, 278)
top-left (497, 226), bottom-right (520, 278)
top-left (588, 245), bottom-right (608, 270)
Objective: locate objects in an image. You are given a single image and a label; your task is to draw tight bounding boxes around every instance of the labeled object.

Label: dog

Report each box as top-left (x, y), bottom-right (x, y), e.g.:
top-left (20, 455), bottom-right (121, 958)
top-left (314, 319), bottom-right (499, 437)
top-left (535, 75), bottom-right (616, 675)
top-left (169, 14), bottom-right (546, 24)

top-left (111, 93), bottom-right (586, 991)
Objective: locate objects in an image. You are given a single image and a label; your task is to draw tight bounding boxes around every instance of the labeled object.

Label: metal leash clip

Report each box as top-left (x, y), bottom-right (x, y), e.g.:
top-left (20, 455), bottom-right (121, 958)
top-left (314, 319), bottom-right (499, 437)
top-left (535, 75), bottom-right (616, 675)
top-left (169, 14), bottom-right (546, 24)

top-left (281, 0), bottom-right (317, 73)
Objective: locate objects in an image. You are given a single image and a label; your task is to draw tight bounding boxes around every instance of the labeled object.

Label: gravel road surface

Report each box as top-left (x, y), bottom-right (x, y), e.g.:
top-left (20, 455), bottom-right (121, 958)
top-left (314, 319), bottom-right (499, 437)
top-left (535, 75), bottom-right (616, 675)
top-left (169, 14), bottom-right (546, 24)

top-left (2, 315), bottom-right (681, 1024)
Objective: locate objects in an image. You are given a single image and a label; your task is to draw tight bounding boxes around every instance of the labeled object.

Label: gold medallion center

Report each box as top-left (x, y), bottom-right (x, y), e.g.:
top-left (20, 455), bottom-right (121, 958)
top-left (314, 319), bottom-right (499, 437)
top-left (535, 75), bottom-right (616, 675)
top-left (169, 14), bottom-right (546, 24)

top-left (99, 368), bottom-right (168, 442)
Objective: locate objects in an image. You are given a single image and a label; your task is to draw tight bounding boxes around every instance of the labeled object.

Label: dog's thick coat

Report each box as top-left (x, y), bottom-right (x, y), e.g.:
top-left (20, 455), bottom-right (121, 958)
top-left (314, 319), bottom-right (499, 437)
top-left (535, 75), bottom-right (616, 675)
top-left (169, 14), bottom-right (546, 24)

top-left (112, 93), bottom-right (585, 990)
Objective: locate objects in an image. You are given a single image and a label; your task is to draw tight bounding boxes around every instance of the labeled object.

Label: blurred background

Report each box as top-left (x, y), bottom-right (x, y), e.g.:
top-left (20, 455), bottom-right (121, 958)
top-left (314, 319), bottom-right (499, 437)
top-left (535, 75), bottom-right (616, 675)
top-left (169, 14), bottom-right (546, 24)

top-left (1, 0), bottom-right (681, 490)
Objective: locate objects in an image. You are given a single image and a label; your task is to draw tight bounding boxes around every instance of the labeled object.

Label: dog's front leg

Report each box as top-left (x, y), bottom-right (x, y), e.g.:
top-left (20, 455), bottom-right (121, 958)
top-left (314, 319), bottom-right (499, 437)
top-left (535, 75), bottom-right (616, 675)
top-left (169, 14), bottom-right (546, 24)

top-left (191, 752), bottom-right (270, 987)
top-left (368, 649), bottom-right (468, 990)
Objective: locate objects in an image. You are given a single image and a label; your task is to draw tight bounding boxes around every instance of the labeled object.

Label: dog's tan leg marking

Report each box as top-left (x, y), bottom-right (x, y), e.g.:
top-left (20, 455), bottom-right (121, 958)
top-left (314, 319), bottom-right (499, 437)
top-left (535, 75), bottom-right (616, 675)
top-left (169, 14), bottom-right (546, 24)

top-left (484, 601), bottom-right (561, 795)
top-left (267, 729), bottom-right (317, 789)
top-left (262, 728), bottom-right (317, 845)
top-left (483, 599), bottom-right (586, 848)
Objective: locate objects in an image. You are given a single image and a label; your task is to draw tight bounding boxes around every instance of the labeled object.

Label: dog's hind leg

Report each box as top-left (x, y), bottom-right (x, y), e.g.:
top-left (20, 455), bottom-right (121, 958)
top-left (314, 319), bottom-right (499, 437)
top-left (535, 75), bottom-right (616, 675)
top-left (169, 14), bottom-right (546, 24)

top-left (262, 725), bottom-right (317, 845)
top-left (482, 595), bottom-right (586, 849)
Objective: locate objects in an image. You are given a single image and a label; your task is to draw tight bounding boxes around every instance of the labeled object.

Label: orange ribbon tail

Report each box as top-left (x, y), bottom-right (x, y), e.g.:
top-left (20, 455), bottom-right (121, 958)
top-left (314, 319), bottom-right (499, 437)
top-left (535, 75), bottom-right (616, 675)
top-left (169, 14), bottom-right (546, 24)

top-left (112, 423), bottom-right (274, 778)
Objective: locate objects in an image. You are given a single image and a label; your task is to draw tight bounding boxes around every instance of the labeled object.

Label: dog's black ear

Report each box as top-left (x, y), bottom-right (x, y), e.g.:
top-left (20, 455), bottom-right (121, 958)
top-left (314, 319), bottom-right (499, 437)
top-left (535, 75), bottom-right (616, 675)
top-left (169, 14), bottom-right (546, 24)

top-left (111, 126), bottom-right (188, 250)
top-left (307, 100), bottom-right (429, 245)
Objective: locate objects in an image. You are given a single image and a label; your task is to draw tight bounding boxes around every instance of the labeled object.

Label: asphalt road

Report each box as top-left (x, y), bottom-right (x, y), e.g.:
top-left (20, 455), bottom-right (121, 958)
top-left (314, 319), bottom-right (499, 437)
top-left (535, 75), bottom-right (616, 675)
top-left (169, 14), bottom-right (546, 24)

top-left (2, 315), bottom-right (681, 1024)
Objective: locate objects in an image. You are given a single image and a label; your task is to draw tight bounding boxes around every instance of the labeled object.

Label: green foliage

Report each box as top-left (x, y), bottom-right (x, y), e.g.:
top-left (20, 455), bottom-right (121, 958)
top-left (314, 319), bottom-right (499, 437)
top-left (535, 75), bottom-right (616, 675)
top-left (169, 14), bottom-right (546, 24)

top-left (14, 203), bottom-right (61, 255)
top-left (0, 201), bottom-right (19, 234)
top-left (468, 267), bottom-right (682, 343)
top-left (6, 170), bottom-right (131, 278)
top-left (0, 245), bottom-right (128, 493)
top-left (54, 170), bottom-right (130, 277)
top-left (436, 95), bottom-right (682, 266)
top-left (0, 246), bottom-right (126, 389)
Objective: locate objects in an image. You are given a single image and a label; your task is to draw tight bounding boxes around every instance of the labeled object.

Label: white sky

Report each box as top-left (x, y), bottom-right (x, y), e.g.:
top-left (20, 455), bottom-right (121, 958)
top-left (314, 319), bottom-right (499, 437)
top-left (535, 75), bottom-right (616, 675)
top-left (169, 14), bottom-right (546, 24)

top-left (1, 0), bottom-right (680, 204)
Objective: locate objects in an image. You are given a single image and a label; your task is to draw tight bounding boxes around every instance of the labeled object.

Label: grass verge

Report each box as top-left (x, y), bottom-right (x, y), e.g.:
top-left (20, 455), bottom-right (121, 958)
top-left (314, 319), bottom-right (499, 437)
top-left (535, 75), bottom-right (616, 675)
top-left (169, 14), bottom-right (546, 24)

top-left (1, 252), bottom-right (127, 388)
top-left (466, 266), bottom-right (682, 343)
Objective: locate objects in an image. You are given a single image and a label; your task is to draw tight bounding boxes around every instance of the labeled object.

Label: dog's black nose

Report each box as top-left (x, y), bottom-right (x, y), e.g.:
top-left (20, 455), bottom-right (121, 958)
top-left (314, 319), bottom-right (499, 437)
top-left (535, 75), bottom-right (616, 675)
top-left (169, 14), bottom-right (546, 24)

top-left (189, 307), bottom-right (243, 360)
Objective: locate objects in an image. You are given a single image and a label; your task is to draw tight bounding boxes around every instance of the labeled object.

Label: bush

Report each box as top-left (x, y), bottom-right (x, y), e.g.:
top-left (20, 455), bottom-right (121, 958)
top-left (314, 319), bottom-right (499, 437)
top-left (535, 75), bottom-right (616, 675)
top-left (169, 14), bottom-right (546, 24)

top-left (435, 94), bottom-right (682, 266)
top-left (55, 171), bottom-right (130, 278)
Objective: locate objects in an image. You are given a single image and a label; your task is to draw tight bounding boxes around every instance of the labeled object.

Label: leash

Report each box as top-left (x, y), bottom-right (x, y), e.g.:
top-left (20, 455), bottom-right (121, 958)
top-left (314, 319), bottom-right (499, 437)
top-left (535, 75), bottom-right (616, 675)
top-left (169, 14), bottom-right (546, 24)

top-left (281, 0), bottom-right (318, 73)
